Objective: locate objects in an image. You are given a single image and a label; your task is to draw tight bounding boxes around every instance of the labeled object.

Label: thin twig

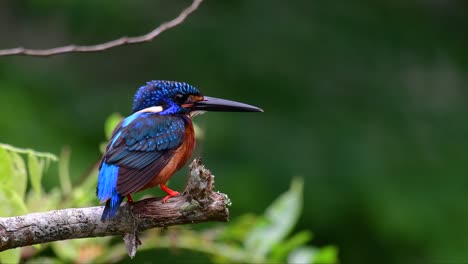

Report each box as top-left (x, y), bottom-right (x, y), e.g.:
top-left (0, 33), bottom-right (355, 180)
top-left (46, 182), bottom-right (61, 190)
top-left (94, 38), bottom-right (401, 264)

top-left (0, 0), bottom-right (203, 57)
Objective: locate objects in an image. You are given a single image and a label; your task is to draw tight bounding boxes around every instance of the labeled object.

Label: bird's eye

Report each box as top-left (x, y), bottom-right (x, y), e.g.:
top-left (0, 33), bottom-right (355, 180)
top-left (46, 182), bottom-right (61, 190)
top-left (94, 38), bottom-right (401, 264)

top-left (174, 93), bottom-right (188, 104)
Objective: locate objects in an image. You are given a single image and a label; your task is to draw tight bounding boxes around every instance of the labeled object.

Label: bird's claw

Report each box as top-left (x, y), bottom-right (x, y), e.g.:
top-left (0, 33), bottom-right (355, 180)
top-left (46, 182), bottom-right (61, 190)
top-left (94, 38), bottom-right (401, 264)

top-left (162, 191), bottom-right (180, 203)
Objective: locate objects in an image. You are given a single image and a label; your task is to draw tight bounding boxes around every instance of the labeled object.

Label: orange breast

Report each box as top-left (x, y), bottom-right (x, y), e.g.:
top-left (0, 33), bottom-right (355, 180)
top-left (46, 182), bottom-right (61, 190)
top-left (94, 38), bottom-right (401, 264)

top-left (143, 117), bottom-right (196, 189)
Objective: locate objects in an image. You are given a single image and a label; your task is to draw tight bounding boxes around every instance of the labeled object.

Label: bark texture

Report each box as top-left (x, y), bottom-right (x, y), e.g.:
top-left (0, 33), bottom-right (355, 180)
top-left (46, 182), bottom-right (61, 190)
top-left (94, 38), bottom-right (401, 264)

top-left (0, 158), bottom-right (229, 257)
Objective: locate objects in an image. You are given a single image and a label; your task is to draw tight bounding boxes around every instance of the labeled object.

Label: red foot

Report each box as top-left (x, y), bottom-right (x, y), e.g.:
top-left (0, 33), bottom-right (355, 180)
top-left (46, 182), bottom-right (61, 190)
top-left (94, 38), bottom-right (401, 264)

top-left (160, 184), bottom-right (180, 203)
top-left (126, 194), bottom-right (134, 203)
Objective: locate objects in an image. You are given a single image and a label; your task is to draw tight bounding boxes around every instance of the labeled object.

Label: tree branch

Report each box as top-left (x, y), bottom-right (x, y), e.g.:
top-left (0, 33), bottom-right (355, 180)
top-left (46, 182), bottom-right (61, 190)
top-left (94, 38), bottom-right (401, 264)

top-left (0, 158), bottom-right (229, 258)
top-left (0, 0), bottom-right (203, 57)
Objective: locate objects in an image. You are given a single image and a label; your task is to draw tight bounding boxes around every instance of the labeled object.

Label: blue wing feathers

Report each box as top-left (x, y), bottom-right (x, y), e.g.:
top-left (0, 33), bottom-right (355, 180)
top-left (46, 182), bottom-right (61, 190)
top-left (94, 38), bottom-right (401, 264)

top-left (122, 112), bottom-right (143, 127)
top-left (110, 131), bottom-right (122, 147)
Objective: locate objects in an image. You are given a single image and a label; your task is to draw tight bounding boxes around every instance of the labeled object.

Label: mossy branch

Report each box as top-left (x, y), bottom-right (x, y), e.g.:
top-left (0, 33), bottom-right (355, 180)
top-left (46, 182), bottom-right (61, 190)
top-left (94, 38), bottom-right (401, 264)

top-left (0, 158), bottom-right (229, 258)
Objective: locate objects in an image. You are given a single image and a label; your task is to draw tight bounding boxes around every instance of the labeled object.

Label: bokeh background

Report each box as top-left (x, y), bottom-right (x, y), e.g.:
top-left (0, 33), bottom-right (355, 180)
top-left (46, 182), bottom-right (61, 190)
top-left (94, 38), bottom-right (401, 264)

top-left (1, 0), bottom-right (468, 263)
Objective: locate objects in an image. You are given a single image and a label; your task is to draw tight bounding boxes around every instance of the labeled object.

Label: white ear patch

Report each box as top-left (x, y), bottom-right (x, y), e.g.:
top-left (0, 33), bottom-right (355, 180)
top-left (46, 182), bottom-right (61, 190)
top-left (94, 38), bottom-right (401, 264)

top-left (138, 106), bottom-right (164, 114)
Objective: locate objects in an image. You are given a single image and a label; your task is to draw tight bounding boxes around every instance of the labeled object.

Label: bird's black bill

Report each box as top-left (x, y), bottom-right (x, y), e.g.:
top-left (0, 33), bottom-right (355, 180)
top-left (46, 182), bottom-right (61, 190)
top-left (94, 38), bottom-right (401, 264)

top-left (191, 96), bottom-right (263, 112)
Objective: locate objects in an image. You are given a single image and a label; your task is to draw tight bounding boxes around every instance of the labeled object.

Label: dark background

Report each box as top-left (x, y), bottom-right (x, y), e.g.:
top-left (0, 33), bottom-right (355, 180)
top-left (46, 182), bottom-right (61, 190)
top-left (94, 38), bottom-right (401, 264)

top-left (1, 1), bottom-right (468, 263)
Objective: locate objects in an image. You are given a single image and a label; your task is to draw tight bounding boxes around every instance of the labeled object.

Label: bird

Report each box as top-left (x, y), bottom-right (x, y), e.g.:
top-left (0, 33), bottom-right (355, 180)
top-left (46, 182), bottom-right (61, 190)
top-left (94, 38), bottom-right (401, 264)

top-left (97, 80), bottom-right (262, 221)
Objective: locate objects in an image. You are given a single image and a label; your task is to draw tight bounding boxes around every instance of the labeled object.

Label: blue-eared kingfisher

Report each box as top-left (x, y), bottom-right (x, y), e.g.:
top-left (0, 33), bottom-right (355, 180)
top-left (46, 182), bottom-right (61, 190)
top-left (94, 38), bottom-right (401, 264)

top-left (97, 80), bottom-right (262, 221)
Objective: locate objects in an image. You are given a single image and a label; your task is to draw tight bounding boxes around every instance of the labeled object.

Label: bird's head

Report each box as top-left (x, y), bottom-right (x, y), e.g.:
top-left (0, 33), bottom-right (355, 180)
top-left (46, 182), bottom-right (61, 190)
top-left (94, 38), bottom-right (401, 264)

top-left (132, 80), bottom-right (263, 115)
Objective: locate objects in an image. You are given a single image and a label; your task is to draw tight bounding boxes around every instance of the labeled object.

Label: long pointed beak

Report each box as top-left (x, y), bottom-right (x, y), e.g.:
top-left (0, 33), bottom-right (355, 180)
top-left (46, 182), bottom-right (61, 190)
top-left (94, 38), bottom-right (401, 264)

top-left (191, 96), bottom-right (263, 112)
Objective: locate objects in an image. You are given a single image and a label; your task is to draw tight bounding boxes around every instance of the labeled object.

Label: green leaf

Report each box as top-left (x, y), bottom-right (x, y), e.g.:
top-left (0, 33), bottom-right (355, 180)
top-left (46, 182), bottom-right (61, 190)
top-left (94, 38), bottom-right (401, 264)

top-left (0, 184), bottom-right (28, 216)
top-left (70, 166), bottom-right (99, 207)
top-left (25, 188), bottom-right (61, 212)
top-left (58, 147), bottom-right (72, 195)
top-left (244, 178), bottom-right (304, 260)
top-left (193, 121), bottom-right (204, 141)
top-left (313, 246), bottom-right (338, 264)
top-left (0, 248), bottom-right (21, 264)
top-left (0, 146), bottom-right (14, 188)
top-left (51, 240), bottom-right (78, 261)
top-left (9, 152), bottom-right (27, 199)
top-left (28, 152), bottom-right (44, 199)
top-left (219, 214), bottom-right (258, 243)
top-left (99, 142), bottom-right (107, 154)
top-left (42, 188), bottom-right (62, 211)
top-left (288, 246), bottom-right (317, 264)
top-left (4, 187), bottom-right (28, 215)
top-left (270, 230), bottom-right (313, 262)
top-left (0, 143), bottom-right (58, 162)
top-left (287, 245), bottom-right (338, 264)
top-left (0, 187), bottom-right (14, 216)
top-left (104, 113), bottom-right (123, 140)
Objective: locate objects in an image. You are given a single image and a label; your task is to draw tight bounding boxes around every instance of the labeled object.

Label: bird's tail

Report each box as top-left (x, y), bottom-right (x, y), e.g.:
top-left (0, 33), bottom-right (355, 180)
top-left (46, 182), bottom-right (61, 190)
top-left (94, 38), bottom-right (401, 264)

top-left (97, 162), bottom-right (124, 221)
top-left (101, 195), bottom-right (124, 221)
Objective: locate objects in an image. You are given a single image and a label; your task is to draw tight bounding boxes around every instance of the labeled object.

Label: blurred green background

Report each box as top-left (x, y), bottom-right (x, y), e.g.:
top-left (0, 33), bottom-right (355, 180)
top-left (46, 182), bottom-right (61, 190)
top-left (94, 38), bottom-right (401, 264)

top-left (1, 0), bottom-right (468, 263)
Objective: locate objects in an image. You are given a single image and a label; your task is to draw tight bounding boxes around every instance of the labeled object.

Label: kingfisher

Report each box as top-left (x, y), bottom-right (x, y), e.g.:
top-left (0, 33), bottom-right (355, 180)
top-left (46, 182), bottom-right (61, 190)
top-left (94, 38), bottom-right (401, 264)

top-left (97, 80), bottom-right (262, 221)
